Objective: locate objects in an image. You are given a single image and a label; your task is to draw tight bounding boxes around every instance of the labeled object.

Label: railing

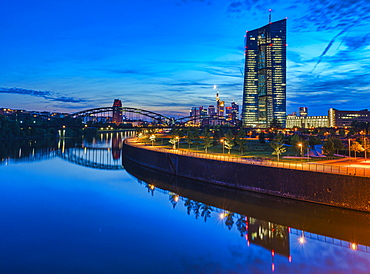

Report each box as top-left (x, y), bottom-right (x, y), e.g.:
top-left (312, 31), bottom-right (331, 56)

top-left (290, 228), bottom-right (370, 253)
top-left (125, 139), bottom-right (370, 178)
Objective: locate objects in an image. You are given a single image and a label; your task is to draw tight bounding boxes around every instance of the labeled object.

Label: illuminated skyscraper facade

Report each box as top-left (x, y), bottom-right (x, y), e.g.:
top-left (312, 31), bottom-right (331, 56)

top-left (242, 19), bottom-right (286, 127)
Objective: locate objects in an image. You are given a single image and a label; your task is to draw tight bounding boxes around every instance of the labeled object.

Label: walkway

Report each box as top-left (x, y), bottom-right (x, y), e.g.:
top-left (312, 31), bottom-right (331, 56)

top-left (125, 138), bottom-right (370, 178)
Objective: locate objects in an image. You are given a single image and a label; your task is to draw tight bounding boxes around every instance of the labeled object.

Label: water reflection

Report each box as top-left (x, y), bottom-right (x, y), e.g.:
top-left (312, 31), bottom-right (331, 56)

top-left (0, 130), bottom-right (135, 169)
top-left (124, 158), bottom-right (370, 269)
top-left (2, 132), bottom-right (370, 271)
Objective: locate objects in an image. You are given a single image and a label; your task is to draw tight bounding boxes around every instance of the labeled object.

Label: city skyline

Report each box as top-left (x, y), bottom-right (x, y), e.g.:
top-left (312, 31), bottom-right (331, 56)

top-left (1, 0), bottom-right (370, 117)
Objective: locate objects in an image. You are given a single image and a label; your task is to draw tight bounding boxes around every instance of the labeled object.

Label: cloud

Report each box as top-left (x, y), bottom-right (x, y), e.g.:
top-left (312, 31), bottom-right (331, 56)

top-left (312, 28), bottom-right (349, 72)
top-left (227, 0), bottom-right (370, 33)
top-left (0, 87), bottom-right (86, 103)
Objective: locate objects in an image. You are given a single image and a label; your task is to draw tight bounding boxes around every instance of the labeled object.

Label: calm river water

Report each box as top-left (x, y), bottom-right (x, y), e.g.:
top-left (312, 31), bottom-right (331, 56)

top-left (1, 132), bottom-right (370, 273)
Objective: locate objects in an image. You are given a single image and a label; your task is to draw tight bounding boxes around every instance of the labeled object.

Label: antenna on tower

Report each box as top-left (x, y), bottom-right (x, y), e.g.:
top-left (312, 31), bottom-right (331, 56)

top-left (269, 9), bottom-right (272, 23)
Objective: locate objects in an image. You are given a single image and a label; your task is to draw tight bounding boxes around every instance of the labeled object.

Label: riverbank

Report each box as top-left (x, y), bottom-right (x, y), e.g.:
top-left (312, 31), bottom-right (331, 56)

top-left (123, 138), bottom-right (370, 212)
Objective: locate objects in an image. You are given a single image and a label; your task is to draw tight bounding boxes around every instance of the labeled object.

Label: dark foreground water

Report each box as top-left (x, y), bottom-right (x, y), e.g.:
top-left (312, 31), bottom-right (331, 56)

top-left (1, 133), bottom-right (370, 273)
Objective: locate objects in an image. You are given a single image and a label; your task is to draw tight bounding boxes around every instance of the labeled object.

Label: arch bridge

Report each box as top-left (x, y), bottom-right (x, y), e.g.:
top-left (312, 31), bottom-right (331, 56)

top-left (72, 107), bottom-right (172, 125)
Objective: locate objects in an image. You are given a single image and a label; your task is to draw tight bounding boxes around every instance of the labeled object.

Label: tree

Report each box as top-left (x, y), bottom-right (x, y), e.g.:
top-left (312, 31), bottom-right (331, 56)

top-left (184, 129), bottom-right (194, 149)
top-left (270, 134), bottom-right (286, 161)
top-left (308, 136), bottom-right (322, 149)
top-left (322, 138), bottom-right (335, 156)
top-left (202, 129), bottom-right (213, 153)
top-left (235, 129), bottom-right (248, 155)
top-left (290, 134), bottom-right (307, 156)
top-left (169, 137), bottom-right (178, 149)
top-left (192, 128), bottom-right (201, 150)
top-left (258, 132), bottom-right (266, 143)
top-left (330, 137), bottom-right (344, 154)
top-left (149, 134), bottom-right (156, 146)
top-left (224, 129), bottom-right (234, 154)
top-left (350, 141), bottom-right (364, 158)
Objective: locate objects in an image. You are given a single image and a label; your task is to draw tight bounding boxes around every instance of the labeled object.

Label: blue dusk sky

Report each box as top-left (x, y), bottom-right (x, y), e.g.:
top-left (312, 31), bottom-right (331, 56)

top-left (1, 0), bottom-right (370, 117)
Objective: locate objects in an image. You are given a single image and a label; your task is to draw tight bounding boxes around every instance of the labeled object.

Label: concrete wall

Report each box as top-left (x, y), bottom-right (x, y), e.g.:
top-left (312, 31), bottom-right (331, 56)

top-left (123, 143), bottom-right (370, 212)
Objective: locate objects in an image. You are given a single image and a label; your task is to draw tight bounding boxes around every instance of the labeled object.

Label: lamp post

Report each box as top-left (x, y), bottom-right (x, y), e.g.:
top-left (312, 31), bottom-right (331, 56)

top-left (348, 138), bottom-right (351, 158)
top-left (298, 143), bottom-right (303, 157)
top-left (221, 139), bottom-right (225, 154)
top-left (364, 137), bottom-right (367, 160)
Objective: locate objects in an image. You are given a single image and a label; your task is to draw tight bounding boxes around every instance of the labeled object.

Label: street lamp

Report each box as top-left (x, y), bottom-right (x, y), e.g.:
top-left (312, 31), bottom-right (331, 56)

top-left (348, 138), bottom-right (351, 158)
top-left (364, 137), bottom-right (367, 160)
top-left (298, 143), bottom-right (303, 157)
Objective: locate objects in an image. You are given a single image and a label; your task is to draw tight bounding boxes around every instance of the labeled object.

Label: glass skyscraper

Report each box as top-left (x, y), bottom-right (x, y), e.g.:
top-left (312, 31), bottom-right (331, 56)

top-left (241, 19), bottom-right (287, 128)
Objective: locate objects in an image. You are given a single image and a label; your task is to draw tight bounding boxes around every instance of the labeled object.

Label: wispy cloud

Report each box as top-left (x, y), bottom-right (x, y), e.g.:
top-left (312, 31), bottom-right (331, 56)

top-left (0, 87), bottom-right (86, 103)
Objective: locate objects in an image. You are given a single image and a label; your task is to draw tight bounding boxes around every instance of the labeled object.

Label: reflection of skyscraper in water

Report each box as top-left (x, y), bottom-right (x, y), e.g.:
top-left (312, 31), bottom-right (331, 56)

top-left (242, 18), bottom-right (286, 127)
top-left (247, 217), bottom-right (290, 257)
top-left (112, 99), bottom-right (122, 125)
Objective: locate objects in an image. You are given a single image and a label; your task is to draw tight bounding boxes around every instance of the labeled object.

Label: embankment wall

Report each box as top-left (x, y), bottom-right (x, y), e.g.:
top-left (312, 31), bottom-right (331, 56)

top-left (123, 143), bottom-right (370, 212)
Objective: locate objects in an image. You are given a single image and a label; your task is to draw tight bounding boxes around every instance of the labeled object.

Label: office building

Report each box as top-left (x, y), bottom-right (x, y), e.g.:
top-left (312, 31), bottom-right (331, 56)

top-left (242, 18), bottom-right (287, 128)
top-left (329, 108), bottom-right (370, 127)
top-left (286, 115), bottom-right (328, 128)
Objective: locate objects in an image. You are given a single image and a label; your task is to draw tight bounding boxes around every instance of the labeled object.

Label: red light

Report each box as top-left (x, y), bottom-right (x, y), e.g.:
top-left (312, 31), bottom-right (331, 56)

top-left (289, 256), bottom-right (292, 262)
top-left (270, 43), bottom-right (273, 46)
top-left (271, 250), bottom-right (275, 256)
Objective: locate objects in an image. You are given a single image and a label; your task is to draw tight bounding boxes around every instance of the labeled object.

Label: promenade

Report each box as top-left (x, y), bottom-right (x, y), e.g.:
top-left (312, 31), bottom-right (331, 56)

top-left (126, 138), bottom-right (370, 178)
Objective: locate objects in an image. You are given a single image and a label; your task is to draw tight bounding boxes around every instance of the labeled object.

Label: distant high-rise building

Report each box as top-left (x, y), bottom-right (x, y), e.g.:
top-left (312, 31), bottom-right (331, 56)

top-left (112, 99), bottom-right (122, 125)
top-left (208, 105), bottom-right (216, 116)
top-left (225, 106), bottom-right (233, 121)
top-left (216, 92), bottom-right (225, 118)
top-left (231, 102), bottom-right (239, 121)
top-left (190, 106), bottom-right (204, 125)
top-left (299, 107), bottom-right (308, 117)
top-left (241, 18), bottom-right (287, 128)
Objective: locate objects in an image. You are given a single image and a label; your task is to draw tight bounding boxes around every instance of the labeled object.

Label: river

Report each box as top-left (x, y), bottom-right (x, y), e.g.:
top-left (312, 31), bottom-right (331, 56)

top-left (1, 132), bottom-right (369, 273)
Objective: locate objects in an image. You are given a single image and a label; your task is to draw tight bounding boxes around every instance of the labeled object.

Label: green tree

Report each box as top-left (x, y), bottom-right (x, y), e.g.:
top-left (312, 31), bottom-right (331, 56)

top-left (322, 138), bottom-right (335, 156)
top-left (258, 132), bottom-right (266, 143)
top-left (330, 137), bottom-right (344, 154)
top-left (308, 136), bottom-right (322, 149)
top-left (235, 129), bottom-right (248, 155)
top-left (350, 141), bottom-right (364, 158)
top-left (184, 129), bottom-right (194, 149)
top-left (224, 129), bottom-right (234, 154)
top-left (270, 134), bottom-right (286, 161)
top-left (202, 129), bottom-right (213, 153)
top-left (290, 134), bottom-right (307, 156)
top-left (192, 128), bottom-right (201, 150)
top-left (169, 137), bottom-right (178, 149)
top-left (149, 134), bottom-right (156, 146)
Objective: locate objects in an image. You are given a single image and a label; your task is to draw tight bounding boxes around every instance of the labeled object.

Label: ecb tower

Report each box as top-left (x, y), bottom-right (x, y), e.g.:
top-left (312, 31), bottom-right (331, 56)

top-left (241, 18), bottom-right (286, 128)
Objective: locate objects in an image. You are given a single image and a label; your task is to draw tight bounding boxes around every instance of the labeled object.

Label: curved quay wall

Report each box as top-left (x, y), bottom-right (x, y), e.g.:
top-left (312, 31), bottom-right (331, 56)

top-left (123, 141), bottom-right (370, 212)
